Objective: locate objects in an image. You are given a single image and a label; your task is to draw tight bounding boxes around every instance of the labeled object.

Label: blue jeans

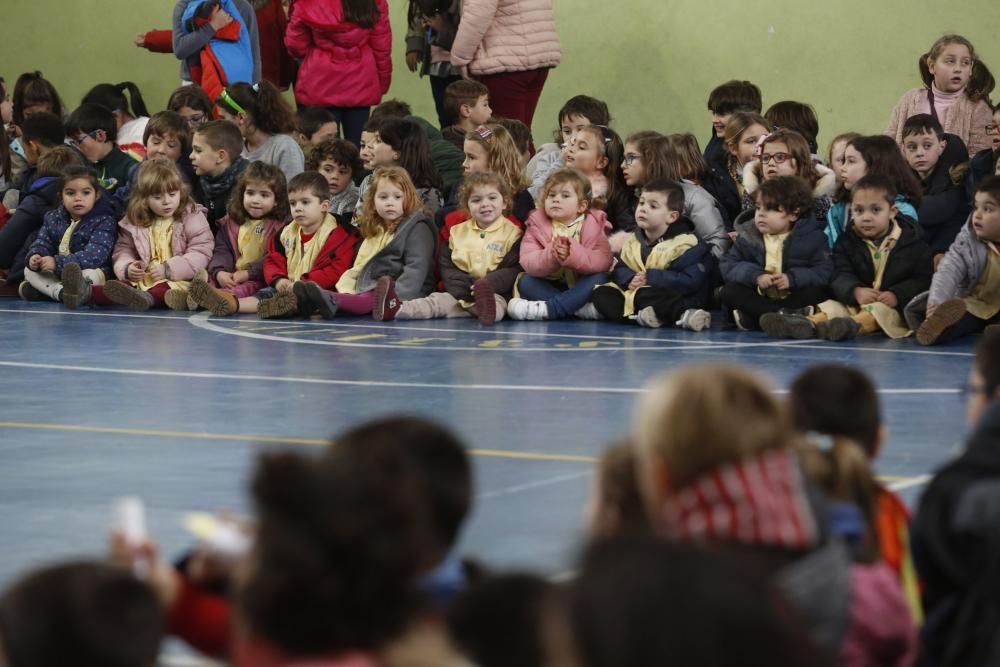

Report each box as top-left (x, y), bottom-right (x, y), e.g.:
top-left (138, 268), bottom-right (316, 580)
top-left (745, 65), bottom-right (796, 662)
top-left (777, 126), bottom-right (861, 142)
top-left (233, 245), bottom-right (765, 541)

top-left (325, 106), bottom-right (371, 149)
top-left (518, 273), bottom-right (608, 319)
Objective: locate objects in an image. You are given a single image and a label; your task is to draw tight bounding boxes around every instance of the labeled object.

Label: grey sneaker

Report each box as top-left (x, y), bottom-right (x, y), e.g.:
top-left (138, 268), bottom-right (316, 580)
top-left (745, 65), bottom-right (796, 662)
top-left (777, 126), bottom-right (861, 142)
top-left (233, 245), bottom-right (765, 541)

top-left (676, 308), bottom-right (711, 331)
top-left (60, 262), bottom-right (91, 309)
top-left (574, 302), bottom-right (602, 320)
top-left (636, 306), bottom-right (664, 328)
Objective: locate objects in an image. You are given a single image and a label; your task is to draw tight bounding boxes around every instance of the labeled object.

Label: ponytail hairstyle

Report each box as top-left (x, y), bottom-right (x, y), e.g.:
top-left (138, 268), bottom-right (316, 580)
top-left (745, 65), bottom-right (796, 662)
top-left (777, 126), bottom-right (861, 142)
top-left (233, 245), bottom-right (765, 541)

top-left (217, 81), bottom-right (297, 135)
top-left (576, 124), bottom-right (626, 211)
top-left (464, 123), bottom-right (529, 193)
top-left (342, 0), bottom-right (380, 28)
top-left (846, 135), bottom-right (923, 206)
top-left (749, 129), bottom-right (821, 188)
top-left (12, 71), bottom-right (65, 126)
top-left (458, 170), bottom-right (512, 214)
top-left (376, 118), bottom-right (443, 190)
top-left (229, 161), bottom-right (290, 226)
top-left (81, 82), bottom-right (149, 121)
top-left (795, 435), bottom-right (880, 563)
top-left (360, 166), bottom-right (422, 238)
top-left (126, 160), bottom-right (194, 227)
top-left (920, 34), bottom-right (995, 103)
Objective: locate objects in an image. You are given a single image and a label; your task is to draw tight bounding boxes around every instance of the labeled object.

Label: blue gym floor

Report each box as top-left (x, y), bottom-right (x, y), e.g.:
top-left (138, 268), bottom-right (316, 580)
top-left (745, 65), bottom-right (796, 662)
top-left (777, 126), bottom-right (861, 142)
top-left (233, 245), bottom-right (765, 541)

top-left (0, 300), bottom-right (976, 586)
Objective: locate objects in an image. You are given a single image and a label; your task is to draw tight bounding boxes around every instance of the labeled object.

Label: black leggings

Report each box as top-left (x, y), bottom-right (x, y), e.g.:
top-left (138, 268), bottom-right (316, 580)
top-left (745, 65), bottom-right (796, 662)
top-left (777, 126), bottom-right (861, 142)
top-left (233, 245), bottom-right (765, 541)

top-left (938, 311), bottom-right (1000, 344)
top-left (592, 285), bottom-right (691, 323)
top-left (719, 283), bottom-right (829, 329)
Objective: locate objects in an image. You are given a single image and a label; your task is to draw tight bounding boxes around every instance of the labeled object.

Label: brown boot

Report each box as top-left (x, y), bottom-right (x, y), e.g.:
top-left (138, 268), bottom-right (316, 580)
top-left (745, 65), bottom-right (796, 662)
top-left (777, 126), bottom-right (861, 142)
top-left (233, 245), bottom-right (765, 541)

top-left (103, 281), bottom-right (155, 311)
top-left (164, 288), bottom-right (193, 311)
top-left (257, 291), bottom-right (299, 319)
top-left (916, 299), bottom-right (967, 346)
top-left (189, 277), bottom-right (237, 316)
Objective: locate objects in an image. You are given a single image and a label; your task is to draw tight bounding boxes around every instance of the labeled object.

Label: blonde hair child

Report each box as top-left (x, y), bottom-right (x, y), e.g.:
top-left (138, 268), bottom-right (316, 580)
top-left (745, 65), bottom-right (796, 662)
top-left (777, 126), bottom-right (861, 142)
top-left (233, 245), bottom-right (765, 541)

top-left (295, 166), bottom-right (437, 320)
top-left (506, 168), bottom-right (613, 321)
top-left (74, 160), bottom-right (212, 311)
top-left (458, 124), bottom-right (533, 223)
top-left (376, 171), bottom-right (522, 326)
top-left (886, 34), bottom-right (996, 156)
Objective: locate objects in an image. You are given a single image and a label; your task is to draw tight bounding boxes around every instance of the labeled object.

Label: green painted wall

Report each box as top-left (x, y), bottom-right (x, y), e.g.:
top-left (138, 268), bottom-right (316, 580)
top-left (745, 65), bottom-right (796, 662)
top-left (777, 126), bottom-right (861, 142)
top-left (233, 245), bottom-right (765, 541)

top-left (2, 1), bottom-right (998, 152)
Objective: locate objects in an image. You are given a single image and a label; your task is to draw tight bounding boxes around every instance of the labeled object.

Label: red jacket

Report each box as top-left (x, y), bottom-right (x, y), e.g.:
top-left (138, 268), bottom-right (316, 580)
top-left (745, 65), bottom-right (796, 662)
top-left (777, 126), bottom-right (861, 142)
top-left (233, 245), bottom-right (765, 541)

top-left (263, 220), bottom-right (358, 288)
top-left (284, 0), bottom-right (392, 108)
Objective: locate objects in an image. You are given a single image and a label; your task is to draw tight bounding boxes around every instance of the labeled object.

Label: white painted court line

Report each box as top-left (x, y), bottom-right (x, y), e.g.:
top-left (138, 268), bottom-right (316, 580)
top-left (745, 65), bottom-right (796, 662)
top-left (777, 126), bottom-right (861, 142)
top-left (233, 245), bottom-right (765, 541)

top-left (0, 360), bottom-right (967, 397)
top-left (477, 471), bottom-right (592, 500)
top-left (764, 341), bottom-right (974, 358)
top-left (0, 307), bottom-right (187, 322)
top-left (887, 475), bottom-right (932, 491)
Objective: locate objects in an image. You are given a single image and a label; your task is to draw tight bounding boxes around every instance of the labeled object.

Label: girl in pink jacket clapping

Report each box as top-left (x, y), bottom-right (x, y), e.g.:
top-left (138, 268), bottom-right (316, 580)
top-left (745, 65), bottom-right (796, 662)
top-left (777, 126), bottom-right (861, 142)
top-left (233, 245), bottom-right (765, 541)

top-left (507, 168), bottom-right (613, 320)
top-left (67, 160), bottom-right (213, 311)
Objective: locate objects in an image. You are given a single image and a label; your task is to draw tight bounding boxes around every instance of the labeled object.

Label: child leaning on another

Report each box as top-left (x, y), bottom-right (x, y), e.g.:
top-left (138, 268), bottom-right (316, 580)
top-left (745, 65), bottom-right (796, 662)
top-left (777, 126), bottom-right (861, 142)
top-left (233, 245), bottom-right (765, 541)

top-left (377, 170), bottom-right (522, 325)
top-left (761, 174), bottom-right (933, 342)
top-left (907, 175), bottom-right (1000, 345)
top-left (506, 168), bottom-right (613, 321)
top-left (719, 175), bottom-right (832, 331)
top-left (591, 178), bottom-right (712, 331)
top-left (306, 138), bottom-right (361, 219)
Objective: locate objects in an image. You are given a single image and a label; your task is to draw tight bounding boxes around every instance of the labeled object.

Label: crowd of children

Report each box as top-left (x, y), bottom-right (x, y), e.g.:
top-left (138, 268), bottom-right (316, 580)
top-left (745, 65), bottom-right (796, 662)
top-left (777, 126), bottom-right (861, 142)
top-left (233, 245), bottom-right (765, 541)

top-left (5, 347), bottom-right (1000, 667)
top-left (3, 32), bottom-right (999, 345)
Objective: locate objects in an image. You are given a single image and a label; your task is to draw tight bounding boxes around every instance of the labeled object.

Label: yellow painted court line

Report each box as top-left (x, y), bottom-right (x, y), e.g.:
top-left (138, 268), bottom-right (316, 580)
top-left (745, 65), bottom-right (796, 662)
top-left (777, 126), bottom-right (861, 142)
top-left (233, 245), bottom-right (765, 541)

top-left (0, 421), bottom-right (598, 463)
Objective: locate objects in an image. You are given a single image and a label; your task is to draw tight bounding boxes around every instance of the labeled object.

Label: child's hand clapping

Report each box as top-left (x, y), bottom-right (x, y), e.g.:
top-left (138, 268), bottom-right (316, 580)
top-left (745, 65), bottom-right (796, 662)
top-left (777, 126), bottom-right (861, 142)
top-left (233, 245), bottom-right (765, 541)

top-left (126, 262), bottom-right (145, 282)
top-left (554, 236), bottom-right (571, 261)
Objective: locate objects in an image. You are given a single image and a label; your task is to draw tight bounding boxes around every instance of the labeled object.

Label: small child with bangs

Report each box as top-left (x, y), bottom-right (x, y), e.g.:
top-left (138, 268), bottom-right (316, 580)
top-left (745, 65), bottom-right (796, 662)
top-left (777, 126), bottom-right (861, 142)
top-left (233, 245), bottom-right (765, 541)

top-left (306, 138), bottom-right (361, 219)
top-left (64, 160), bottom-right (213, 311)
top-left (760, 175), bottom-right (933, 341)
top-left (507, 168), bottom-right (613, 321)
top-left (591, 178), bottom-right (712, 330)
top-left (112, 110), bottom-right (195, 216)
top-left (378, 170), bottom-right (521, 325)
top-left (720, 175), bottom-right (832, 331)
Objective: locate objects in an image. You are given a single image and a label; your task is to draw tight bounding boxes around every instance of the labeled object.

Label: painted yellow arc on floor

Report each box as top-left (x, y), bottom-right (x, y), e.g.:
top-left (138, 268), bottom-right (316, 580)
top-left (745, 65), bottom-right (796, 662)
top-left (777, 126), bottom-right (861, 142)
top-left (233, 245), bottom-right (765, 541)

top-left (0, 421), bottom-right (598, 463)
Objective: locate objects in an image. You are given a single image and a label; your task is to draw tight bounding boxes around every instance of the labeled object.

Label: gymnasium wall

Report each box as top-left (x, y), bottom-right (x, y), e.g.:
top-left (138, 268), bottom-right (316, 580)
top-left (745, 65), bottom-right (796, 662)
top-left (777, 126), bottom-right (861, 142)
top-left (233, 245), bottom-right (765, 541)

top-left (2, 0), bottom-right (998, 152)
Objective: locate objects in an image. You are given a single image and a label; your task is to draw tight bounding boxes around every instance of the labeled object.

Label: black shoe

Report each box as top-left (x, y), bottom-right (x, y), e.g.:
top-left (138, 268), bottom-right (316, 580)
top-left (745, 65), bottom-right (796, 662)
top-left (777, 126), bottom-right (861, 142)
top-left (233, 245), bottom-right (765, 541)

top-left (823, 317), bottom-right (861, 341)
top-left (292, 281), bottom-right (318, 318)
top-left (732, 309), bottom-right (751, 331)
top-left (760, 313), bottom-right (793, 338)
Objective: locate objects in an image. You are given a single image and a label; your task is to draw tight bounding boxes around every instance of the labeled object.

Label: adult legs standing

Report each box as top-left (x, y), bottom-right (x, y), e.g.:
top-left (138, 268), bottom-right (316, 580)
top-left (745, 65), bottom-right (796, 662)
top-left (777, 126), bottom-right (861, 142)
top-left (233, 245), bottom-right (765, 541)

top-left (477, 68), bottom-right (550, 128)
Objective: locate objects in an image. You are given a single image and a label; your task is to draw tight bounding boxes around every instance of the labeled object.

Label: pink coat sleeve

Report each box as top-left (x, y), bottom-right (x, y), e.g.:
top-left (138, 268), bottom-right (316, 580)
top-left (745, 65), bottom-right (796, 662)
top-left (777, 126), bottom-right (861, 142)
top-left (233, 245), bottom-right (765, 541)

top-left (370, 0), bottom-right (393, 94)
top-left (283, 12), bottom-right (310, 59)
top-left (112, 226), bottom-right (142, 280)
top-left (563, 213), bottom-right (613, 274)
top-left (450, 0), bottom-right (498, 67)
top-left (165, 208), bottom-right (215, 280)
top-left (519, 221), bottom-right (562, 277)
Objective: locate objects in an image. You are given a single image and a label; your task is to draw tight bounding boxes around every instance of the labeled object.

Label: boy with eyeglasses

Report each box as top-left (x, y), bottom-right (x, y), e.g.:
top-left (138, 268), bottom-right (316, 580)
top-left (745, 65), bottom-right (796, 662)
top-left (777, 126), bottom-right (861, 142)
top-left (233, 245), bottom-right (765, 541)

top-left (64, 103), bottom-right (138, 194)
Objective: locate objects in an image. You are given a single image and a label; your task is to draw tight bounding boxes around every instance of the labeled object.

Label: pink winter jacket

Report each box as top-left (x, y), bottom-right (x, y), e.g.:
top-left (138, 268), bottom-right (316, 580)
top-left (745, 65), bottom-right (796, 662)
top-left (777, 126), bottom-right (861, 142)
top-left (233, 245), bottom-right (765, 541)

top-left (112, 204), bottom-right (214, 281)
top-left (284, 0), bottom-right (392, 107)
top-left (519, 208), bottom-right (613, 278)
top-left (450, 0), bottom-right (561, 76)
top-left (886, 87), bottom-right (994, 156)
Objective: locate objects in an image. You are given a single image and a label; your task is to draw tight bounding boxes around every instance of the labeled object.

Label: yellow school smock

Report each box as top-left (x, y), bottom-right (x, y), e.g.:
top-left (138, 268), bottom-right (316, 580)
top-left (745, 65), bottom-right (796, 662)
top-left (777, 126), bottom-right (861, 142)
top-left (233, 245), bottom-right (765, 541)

top-left (235, 219), bottom-right (269, 272)
top-left (136, 217), bottom-right (186, 291)
top-left (335, 227), bottom-right (394, 294)
top-left (281, 214), bottom-right (340, 282)
top-left (449, 216), bottom-right (522, 307)
top-left (761, 231), bottom-right (791, 299)
top-left (816, 221), bottom-right (910, 338)
top-left (603, 231), bottom-right (698, 316)
top-left (58, 220), bottom-right (81, 256)
top-left (964, 241), bottom-right (1000, 320)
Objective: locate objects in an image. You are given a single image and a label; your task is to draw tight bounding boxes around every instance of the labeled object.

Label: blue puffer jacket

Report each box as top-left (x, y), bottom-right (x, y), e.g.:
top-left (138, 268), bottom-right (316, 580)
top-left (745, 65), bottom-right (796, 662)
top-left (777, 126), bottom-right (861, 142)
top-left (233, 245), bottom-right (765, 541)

top-left (721, 214), bottom-right (834, 289)
top-left (26, 196), bottom-right (118, 277)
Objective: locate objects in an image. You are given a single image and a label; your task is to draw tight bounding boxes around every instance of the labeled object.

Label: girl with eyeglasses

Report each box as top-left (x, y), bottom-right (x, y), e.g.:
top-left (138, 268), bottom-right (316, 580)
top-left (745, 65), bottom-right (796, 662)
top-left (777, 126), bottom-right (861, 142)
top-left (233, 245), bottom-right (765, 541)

top-left (167, 85), bottom-right (215, 129)
top-left (739, 129), bottom-right (837, 225)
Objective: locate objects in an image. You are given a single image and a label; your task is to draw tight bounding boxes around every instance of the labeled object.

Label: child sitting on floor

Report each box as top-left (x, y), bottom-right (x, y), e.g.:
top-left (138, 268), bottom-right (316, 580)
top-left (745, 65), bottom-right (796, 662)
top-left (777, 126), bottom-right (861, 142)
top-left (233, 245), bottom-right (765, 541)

top-left (21, 166), bottom-right (116, 308)
top-left (591, 178), bottom-right (712, 330)
top-left (192, 171), bottom-right (355, 318)
top-left (188, 161), bottom-right (290, 313)
top-left (506, 168), bottom-right (613, 321)
top-left (74, 160), bottom-right (213, 311)
top-left (376, 171), bottom-right (522, 325)
top-left (760, 175), bottom-right (933, 341)
top-left (907, 175), bottom-right (1000, 345)
top-left (719, 175), bottom-right (833, 331)
top-left (293, 166), bottom-right (437, 320)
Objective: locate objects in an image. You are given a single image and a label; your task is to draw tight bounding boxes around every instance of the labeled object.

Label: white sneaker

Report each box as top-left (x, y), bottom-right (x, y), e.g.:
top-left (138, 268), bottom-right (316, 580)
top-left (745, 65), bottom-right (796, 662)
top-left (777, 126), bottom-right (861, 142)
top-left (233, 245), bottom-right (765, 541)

top-left (635, 306), bottom-right (663, 328)
top-left (507, 298), bottom-right (548, 320)
top-left (575, 302), bottom-right (602, 320)
top-left (676, 308), bottom-right (711, 332)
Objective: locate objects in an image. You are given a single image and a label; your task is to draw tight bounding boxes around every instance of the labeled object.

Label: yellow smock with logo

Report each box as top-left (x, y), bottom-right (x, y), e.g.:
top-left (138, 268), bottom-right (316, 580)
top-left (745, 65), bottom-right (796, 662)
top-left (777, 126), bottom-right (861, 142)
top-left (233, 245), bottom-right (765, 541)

top-left (448, 216), bottom-right (522, 307)
top-left (235, 220), bottom-right (269, 272)
top-left (602, 231), bottom-right (698, 316)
